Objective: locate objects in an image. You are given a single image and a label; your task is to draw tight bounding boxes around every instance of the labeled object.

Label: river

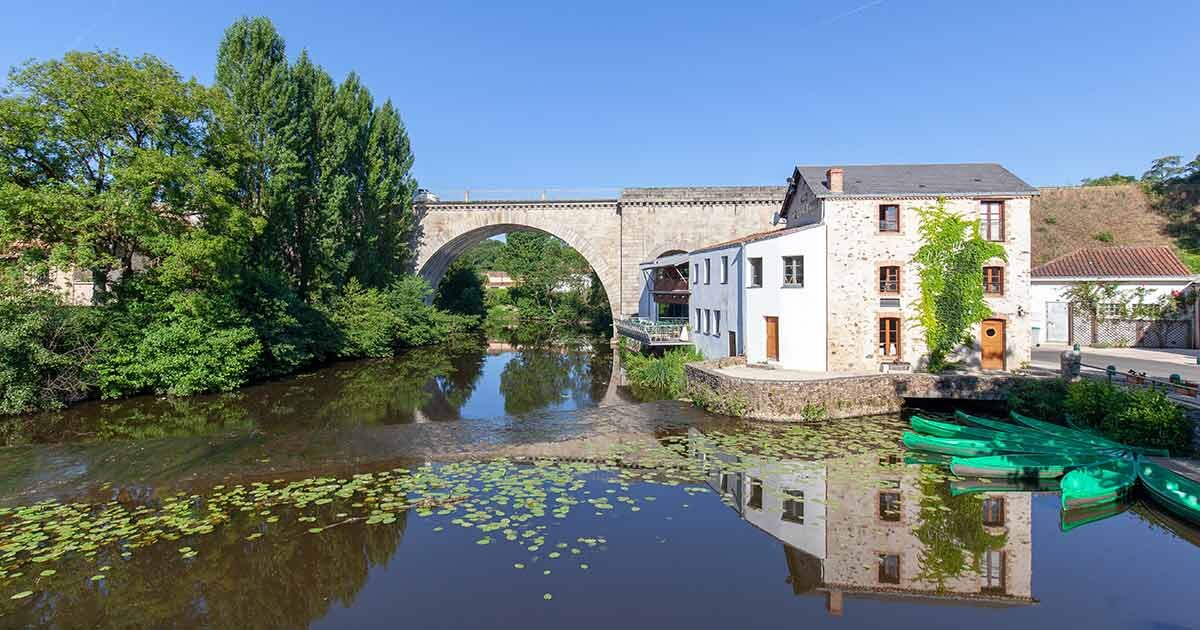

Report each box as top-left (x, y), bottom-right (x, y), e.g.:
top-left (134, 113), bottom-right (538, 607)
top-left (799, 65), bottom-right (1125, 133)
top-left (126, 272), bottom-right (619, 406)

top-left (0, 339), bottom-right (1198, 629)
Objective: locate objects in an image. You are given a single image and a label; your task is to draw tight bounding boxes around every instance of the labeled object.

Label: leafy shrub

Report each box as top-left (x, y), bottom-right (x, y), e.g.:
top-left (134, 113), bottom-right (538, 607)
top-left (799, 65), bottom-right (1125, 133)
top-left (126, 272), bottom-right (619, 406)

top-left (326, 277), bottom-right (476, 359)
top-left (1010, 377), bottom-right (1193, 452)
top-left (0, 276), bottom-right (98, 414)
top-left (1007, 378), bottom-right (1068, 422)
top-left (90, 288), bottom-right (262, 398)
top-left (621, 345), bottom-right (703, 399)
top-left (1099, 388), bottom-right (1190, 452)
top-left (1064, 379), bottom-right (1126, 426)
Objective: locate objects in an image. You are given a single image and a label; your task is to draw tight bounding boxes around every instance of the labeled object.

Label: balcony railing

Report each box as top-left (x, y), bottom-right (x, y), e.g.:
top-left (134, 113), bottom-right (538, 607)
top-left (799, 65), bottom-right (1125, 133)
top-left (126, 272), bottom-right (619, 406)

top-left (615, 317), bottom-right (691, 345)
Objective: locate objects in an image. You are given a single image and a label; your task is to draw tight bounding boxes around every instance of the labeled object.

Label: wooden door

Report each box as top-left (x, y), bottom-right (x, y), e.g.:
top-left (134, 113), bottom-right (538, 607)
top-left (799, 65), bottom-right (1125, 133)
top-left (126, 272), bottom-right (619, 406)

top-left (765, 317), bottom-right (779, 361)
top-left (981, 319), bottom-right (1006, 370)
top-left (728, 331), bottom-right (737, 356)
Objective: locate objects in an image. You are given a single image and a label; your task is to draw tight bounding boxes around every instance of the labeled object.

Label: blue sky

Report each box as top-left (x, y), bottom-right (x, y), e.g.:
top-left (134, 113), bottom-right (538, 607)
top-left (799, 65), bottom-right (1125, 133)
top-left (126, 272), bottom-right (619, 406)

top-left (2, 1), bottom-right (1197, 196)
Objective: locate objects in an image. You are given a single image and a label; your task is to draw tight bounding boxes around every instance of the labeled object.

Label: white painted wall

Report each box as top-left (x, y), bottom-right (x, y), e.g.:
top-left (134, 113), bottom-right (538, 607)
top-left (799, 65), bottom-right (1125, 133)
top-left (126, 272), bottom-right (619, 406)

top-left (740, 460), bottom-right (827, 560)
top-left (687, 245), bottom-right (742, 359)
top-left (743, 225), bottom-right (828, 371)
top-left (1030, 277), bottom-right (1194, 345)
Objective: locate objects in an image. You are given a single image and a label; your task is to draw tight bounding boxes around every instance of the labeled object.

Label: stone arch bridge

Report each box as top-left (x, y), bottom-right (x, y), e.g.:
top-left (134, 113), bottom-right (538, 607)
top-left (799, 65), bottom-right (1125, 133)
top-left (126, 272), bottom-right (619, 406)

top-left (414, 186), bottom-right (786, 322)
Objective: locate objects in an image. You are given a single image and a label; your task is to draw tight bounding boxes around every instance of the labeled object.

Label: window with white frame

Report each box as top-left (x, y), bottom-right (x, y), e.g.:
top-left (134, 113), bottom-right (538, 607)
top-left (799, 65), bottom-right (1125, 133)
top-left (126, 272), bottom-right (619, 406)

top-left (695, 308), bottom-right (701, 330)
top-left (720, 256), bottom-right (729, 284)
top-left (782, 256), bottom-right (804, 287)
top-left (748, 258), bottom-right (763, 287)
top-left (693, 263), bottom-right (700, 285)
top-left (704, 309), bottom-right (711, 334)
top-left (704, 258), bottom-right (711, 284)
top-left (714, 310), bottom-right (721, 336)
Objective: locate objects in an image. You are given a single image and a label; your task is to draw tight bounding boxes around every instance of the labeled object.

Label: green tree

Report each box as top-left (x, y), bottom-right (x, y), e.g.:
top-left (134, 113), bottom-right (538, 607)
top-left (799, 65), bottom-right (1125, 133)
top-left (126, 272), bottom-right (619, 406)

top-left (1081, 173), bottom-right (1137, 186)
top-left (912, 198), bottom-right (1006, 371)
top-left (0, 50), bottom-right (237, 297)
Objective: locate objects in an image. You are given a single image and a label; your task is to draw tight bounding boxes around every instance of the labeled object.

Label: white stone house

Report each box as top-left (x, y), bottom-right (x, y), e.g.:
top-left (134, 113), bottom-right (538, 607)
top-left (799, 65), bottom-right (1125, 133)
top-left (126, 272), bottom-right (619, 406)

top-left (685, 163), bottom-right (1037, 372)
top-left (1030, 246), bottom-right (1197, 345)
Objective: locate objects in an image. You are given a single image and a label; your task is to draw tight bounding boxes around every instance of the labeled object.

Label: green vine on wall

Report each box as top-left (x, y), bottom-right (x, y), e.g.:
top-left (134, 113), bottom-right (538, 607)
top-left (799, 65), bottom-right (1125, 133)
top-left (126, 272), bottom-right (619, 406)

top-left (913, 198), bottom-right (1007, 372)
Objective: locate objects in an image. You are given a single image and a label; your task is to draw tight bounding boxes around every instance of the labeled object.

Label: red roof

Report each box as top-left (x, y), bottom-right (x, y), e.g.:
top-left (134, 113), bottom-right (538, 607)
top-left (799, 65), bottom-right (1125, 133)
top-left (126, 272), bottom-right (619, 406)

top-left (1032, 247), bottom-right (1194, 279)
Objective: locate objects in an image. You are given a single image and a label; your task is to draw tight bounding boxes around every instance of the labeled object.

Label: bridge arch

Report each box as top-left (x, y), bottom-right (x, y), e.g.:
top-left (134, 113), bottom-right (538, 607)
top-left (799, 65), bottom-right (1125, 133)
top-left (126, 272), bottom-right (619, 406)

top-left (414, 199), bottom-right (623, 324)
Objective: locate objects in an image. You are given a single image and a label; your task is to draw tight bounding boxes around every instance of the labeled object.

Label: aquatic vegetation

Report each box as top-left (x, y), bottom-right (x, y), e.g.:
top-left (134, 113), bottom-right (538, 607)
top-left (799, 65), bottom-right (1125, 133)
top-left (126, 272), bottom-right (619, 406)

top-left (0, 416), bottom-right (909, 604)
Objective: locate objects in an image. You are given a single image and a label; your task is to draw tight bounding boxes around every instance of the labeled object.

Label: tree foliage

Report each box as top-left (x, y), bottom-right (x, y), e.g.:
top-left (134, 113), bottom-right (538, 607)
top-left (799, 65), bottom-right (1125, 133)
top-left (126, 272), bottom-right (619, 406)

top-left (0, 17), bottom-right (458, 414)
top-left (912, 198), bottom-right (1006, 371)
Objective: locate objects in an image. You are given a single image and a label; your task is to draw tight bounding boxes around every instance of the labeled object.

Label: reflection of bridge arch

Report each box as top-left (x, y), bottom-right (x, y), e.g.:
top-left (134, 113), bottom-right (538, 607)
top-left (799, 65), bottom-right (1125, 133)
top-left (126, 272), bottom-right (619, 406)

top-left (414, 200), bottom-right (622, 322)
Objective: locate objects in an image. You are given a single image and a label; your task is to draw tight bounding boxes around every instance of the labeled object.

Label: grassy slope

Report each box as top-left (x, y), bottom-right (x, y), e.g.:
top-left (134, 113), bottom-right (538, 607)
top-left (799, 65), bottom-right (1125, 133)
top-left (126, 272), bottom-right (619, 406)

top-left (1031, 184), bottom-right (1200, 270)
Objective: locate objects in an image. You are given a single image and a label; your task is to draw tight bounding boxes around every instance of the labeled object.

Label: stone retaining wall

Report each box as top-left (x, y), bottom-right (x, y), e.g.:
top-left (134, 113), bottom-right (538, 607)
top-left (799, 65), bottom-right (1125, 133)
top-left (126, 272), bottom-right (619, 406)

top-left (684, 360), bottom-right (1031, 421)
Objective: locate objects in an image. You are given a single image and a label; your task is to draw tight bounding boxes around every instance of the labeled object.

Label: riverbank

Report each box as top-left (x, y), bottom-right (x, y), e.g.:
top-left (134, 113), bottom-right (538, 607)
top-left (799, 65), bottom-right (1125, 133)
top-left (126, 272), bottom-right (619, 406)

top-left (684, 357), bottom-right (1028, 421)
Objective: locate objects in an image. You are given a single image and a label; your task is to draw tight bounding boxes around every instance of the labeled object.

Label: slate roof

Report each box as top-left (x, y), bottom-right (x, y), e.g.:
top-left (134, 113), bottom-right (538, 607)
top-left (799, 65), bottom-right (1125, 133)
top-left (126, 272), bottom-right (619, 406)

top-left (1031, 247), bottom-right (1195, 279)
top-left (793, 163), bottom-right (1038, 198)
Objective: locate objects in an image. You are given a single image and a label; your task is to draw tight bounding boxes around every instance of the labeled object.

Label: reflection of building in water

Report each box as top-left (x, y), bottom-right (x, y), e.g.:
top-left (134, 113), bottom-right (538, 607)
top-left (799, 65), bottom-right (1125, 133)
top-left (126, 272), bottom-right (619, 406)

top-left (690, 431), bottom-right (1035, 613)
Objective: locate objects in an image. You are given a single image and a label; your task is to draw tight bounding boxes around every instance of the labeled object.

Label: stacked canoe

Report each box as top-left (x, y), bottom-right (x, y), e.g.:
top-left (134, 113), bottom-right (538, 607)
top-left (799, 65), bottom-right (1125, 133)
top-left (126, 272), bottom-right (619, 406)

top-left (903, 411), bottom-right (1199, 527)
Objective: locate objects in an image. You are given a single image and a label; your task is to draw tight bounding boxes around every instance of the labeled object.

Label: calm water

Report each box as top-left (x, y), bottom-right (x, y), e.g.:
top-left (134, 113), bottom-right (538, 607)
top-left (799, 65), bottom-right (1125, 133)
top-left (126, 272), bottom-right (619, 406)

top-left (1, 342), bottom-right (1198, 629)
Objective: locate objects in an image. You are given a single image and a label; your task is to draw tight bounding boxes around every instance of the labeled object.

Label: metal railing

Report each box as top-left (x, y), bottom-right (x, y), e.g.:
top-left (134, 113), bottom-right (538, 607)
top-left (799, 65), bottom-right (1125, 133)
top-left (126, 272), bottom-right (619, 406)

top-left (1080, 361), bottom-right (1199, 398)
top-left (615, 317), bottom-right (690, 344)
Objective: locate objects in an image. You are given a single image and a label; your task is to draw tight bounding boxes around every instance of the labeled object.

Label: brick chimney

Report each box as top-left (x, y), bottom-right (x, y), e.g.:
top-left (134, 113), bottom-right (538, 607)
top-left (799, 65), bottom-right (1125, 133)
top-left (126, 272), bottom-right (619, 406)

top-left (826, 168), bottom-right (844, 193)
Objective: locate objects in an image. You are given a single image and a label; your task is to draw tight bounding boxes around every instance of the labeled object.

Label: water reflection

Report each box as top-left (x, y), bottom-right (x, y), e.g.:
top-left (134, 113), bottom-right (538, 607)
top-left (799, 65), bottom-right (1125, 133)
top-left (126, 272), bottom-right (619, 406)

top-left (3, 338), bottom-right (630, 446)
top-left (7, 504), bottom-right (408, 628)
top-left (692, 429), bottom-right (1035, 612)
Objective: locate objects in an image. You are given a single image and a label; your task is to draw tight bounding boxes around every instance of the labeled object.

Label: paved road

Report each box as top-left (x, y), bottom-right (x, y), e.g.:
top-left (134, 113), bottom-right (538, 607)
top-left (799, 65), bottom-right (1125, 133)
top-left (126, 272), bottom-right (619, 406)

top-left (1032, 344), bottom-right (1200, 381)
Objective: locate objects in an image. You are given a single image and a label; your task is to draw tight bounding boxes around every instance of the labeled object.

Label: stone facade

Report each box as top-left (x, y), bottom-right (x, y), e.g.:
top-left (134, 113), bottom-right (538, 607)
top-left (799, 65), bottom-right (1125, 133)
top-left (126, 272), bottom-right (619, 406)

top-left (822, 452), bottom-right (1034, 605)
top-left (685, 359), bottom-right (1034, 421)
top-left (413, 187), bottom-right (784, 322)
top-left (789, 194), bottom-right (1034, 372)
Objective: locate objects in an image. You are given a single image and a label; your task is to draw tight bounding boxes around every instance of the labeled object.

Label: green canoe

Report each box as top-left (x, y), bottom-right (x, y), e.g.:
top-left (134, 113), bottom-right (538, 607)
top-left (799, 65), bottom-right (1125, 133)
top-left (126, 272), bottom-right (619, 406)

top-left (1137, 460), bottom-right (1200, 527)
top-left (914, 416), bottom-right (1108, 455)
top-left (912, 416), bottom-right (1010, 440)
top-left (902, 432), bottom-right (1000, 457)
top-left (1061, 500), bottom-right (1130, 532)
top-left (1011, 411), bottom-right (1170, 457)
top-left (1060, 457), bottom-right (1137, 510)
top-left (950, 477), bottom-right (1059, 496)
top-left (955, 411), bottom-right (1037, 435)
top-left (950, 453), bottom-right (1117, 479)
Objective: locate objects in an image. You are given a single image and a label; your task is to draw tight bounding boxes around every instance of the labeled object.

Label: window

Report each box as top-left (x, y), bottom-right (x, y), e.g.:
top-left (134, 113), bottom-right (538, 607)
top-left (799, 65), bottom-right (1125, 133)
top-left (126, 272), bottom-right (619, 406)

top-left (695, 308), bottom-right (701, 330)
top-left (983, 266), bottom-right (1004, 296)
top-left (879, 266), bottom-right (900, 294)
top-left (782, 256), bottom-right (804, 287)
top-left (879, 491), bottom-right (901, 522)
top-left (748, 258), bottom-right (763, 287)
top-left (878, 554), bottom-right (901, 584)
top-left (704, 258), bottom-right (711, 284)
top-left (748, 478), bottom-right (763, 510)
top-left (704, 309), bottom-right (711, 334)
top-left (782, 490), bottom-right (804, 523)
top-left (879, 204), bottom-right (900, 232)
top-left (714, 311), bottom-right (721, 336)
top-left (982, 497), bottom-right (1005, 526)
top-left (981, 550), bottom-right (1006, 592)
top-left (693, 263), bottom-right (700, 285)
top-left (982, 201), bottom-right (1005, 241)
top-left (720, 256), bottom-right (729, 284)
top-left (720, 472), bottom-right (735, 496)
top-left (879, 317), bottom-right (901, 358)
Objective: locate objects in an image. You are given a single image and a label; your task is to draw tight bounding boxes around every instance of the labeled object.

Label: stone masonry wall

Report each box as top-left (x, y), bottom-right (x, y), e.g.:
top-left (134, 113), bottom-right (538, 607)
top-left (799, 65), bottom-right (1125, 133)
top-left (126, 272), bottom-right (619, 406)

top-left (618, 187), bottom-right (784, 318)
top-left (685, 360), bottom-right (1031, 422)
top-left (823, 196), bottom-right (1034, 372)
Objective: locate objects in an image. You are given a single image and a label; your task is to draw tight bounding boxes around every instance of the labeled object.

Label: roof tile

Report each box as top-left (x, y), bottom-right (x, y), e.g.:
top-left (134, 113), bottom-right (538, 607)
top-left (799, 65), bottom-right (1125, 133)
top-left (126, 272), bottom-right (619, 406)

top-left (1031, 246), bottom-right (1194, 278)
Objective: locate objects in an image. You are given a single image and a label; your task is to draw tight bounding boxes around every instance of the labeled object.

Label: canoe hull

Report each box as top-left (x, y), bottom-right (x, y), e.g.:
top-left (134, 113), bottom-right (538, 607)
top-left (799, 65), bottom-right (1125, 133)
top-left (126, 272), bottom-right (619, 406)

top-left (1137, 460), bottom-right (1200, 527)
